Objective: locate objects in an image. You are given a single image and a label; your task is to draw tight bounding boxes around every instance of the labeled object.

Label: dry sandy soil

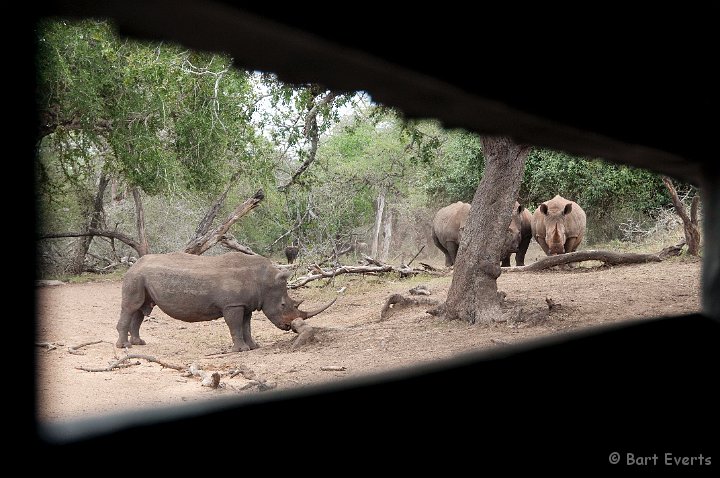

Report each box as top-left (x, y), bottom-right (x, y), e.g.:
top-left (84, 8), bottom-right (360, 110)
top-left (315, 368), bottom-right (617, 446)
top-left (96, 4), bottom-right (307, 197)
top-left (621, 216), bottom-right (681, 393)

top-left (36, 244), bottom-right (702, 425)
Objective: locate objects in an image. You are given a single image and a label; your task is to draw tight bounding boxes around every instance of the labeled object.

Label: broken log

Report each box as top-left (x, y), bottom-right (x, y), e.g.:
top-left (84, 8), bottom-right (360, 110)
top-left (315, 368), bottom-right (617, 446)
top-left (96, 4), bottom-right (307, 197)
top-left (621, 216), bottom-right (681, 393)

top-left (189, 363), bottom-right (221, 388)
top-left (291, 318), bottom-right (315, 349)
top-left (501, 249), bottom-right (666, 272)
top-left (380, 294), bottom-right (440, 320)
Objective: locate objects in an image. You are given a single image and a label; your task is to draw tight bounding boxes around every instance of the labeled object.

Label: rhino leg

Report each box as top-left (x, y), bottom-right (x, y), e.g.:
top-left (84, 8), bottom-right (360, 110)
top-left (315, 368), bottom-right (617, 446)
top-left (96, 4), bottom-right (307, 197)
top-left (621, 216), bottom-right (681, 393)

top-left (129, 312), bottom-right (146, 346)
top-left (241, 309), bottom-right (259, 350)
top-left (116, 309), bottom-right (137, 348)
top-left (565, 236), bottom-right (581, 253)
top-left (515, 234), bottom-right (531, 266)
top-left (501, 254), bottom-right (511, 267)
top-left (444, 242), bottom-right (458, 267)
top-left (223, 306), bottom-right (253, 352)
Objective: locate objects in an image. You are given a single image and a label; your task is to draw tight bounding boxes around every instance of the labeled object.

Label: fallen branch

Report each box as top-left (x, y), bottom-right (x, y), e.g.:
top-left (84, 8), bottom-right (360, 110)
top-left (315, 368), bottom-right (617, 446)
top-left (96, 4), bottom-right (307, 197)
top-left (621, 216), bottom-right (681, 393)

top-left (406, 245), bottom-right (425, 267)
top-left (36, 341), bottom-right (62, 351)
top-left (287, 263), bottom-right (393, 288)
top-left (380, 294), bottom-right (440, 320)
top-left (501, 249), bottom-right (666, 272)
top-left (320, 365), bottom-right (346, 371)
top-left (77, 354), bottom-right (186, 373)
top-left (291, 318), bottom-right (315, 349)
top-left (491, 338), bottom-right (511, 346)
top-left (658, 241), bottom-right (686, 259)
top-left (68, 340), bottom-right (103, 355)
top-left (189, 363), bottom-right (221, 388)
top-left (229, 365), bottom-right (255, 380)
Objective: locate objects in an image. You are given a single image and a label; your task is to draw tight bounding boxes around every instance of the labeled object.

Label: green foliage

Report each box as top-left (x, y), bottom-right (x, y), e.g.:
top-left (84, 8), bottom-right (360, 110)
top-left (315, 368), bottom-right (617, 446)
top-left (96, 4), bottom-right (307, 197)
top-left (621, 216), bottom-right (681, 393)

top-left (36, 19), bottom-right (259, 196)
top-left (36, 19), bottom-right (695, 277)
top-left (519, 149), bottom-right (674, 242)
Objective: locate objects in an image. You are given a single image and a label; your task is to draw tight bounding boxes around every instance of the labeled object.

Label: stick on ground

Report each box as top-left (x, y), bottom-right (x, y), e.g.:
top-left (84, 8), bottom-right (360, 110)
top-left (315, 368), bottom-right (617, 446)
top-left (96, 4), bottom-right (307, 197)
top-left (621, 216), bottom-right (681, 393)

top-left (77, 354), bottom-right (186, 373)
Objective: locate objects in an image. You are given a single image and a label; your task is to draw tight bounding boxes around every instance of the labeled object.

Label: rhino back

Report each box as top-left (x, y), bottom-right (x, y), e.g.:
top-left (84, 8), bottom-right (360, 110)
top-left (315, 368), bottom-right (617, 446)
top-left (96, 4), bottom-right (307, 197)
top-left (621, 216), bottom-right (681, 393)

top-left (126, 252), bottom-right (275, 320)
top-left (432, 201), bottom-right (470, 243)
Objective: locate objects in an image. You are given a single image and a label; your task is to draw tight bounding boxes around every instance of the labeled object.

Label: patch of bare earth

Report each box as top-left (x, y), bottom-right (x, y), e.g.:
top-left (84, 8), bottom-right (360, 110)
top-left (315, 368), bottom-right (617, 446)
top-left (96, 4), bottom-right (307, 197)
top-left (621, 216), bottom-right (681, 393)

top-left (36, 256), bottom-right (701, 423)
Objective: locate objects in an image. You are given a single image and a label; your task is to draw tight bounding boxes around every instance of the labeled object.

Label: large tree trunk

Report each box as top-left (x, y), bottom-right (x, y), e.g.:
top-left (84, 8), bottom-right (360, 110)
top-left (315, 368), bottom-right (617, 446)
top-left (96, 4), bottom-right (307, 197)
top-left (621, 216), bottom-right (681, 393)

top-left (132, 187), bottom-right (150, 256)
top-left (68, 173), bottom-right (110, 274)
top-left (370, 191), bottom-right (385, 258)
top-left (662, 176), bottom-right (701, 255)
top-left (443, 137), bottom-right (530, 324)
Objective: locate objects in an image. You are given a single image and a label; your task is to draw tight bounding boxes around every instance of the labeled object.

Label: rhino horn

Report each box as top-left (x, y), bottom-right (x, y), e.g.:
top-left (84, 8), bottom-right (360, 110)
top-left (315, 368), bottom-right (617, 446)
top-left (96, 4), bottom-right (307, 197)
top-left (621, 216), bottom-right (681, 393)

top-left (302, 297), bottom-right (337, 319)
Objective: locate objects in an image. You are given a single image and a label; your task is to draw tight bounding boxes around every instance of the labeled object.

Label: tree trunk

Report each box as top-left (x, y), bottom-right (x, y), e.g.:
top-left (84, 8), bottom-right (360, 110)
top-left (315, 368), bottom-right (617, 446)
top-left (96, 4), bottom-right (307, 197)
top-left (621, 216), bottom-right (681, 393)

top-left (662, 176), bottom-right (701, 255)
top-left (443, 137), bottom-right (530, 324)
top-left (380, 208), bottom-right (393, 262)
top-left (68, 173), bottom-right (110, 274)
top-left (371, 191), bottom-right (385, 258)
top-left (132, 187), bottom-right (150, 256)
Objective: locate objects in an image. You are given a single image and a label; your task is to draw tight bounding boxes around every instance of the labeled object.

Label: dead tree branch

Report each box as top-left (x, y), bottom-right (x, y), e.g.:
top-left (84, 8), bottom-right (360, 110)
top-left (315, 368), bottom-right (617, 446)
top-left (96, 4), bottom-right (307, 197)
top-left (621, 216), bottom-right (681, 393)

top-left (189, 363), bottom-right (221, 388)
top-left (380, 294), bottom-right (440, 320)
top-left (219, 234), bottom-right (257, 255)
top-left (77, 354), bottom-right (186, 373)
top-left (67, 340), bottom-right (104, 355)
top-left (662, 176), bottom-right (701, 255)
top-left (406, 245), bottom-right (425, 267)
top-left (39, 229), bottom-right (146, 257)
top-left (287, 263), bottom-right (393, 288)
top-left (184, 189), bottom-right (264, 255)
top-left (501, 247), bottom-right (683, 272)
top-left (291, 318), bottom-right (316, 349)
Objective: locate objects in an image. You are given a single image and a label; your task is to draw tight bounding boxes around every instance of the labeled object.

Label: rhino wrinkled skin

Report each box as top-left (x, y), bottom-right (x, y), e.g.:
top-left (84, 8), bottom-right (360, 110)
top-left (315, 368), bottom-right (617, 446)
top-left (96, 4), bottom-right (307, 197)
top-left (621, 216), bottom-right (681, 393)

top-left (116, 252), bottom-right (334, 352)
top-left (431, 201), bottom-right (529, 267)
top-left (531, 195), bottom-right (587, 256)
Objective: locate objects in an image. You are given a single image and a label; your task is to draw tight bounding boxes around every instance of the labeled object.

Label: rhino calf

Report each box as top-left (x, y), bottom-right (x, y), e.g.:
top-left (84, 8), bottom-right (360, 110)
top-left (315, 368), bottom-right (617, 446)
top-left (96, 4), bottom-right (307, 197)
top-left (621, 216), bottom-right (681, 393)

top-left (532, 195), bottom-right (587, 255)
top-left (116, 252), bottom-right (335, 352)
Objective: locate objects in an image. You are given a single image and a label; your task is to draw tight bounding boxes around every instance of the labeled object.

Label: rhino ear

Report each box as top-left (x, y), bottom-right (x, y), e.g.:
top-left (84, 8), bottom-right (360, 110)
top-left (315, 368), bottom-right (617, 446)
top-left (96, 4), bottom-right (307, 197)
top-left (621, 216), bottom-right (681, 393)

top-left (563, 203), bottom-right (573, 215)
top-left (275, 269), bottom-right (292, 283)
top-left (540, 204), bottom-right (548, 215)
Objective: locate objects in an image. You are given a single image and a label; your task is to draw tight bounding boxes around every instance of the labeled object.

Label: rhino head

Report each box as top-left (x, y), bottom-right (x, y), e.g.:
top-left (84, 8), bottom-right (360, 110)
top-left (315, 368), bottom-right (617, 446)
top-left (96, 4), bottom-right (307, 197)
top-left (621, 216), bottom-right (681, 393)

top-left (262, 270), bottom-right (336, 330)
top-left (503, 202), bottom-right (524, 254)
top-left (539, 202), bottom-right (573, 255)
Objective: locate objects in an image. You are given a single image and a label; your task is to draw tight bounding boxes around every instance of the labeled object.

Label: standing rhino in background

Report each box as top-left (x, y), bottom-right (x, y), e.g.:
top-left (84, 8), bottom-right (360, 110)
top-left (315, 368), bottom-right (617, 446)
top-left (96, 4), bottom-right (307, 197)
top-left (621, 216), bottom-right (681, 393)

top-left (532, 195), bottom-right (587, 255)
top-left (431, 201), bottom-right (530, 267)
top-left (116, 252), bottom-right (336, 352)
top-left (502, 203), bottom-right (533, 267)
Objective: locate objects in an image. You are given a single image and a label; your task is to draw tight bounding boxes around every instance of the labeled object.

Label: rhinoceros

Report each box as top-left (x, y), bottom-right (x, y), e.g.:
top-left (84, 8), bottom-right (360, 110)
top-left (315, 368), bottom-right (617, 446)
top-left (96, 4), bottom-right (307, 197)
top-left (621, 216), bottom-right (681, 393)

top-left (531, 195), bottom-right (587, 255)
top-left (431, 200), bottom-right (529, 267)
top-left (115, 252), bottom-right (335, 352)
top-left (501, 203), bottom-right (533, 267)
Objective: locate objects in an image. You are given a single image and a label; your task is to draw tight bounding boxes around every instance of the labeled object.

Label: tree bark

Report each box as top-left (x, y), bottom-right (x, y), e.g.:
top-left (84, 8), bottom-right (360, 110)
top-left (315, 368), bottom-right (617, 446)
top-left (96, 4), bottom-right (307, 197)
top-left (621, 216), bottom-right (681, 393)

top-left (380, 209), bottom-right (393, 262)
top-left (132, 187), bottom-right (150, 256)
top-left (662, 176), bottom-right (700, 255)
top-left (371, 191), bottom-right (385, 258)
top-left (443, 137), bottom-right (530, 324)
top-left (183, 189), bottom-right (264, 255)
top-left (68, 173), bottom-right (110, 274)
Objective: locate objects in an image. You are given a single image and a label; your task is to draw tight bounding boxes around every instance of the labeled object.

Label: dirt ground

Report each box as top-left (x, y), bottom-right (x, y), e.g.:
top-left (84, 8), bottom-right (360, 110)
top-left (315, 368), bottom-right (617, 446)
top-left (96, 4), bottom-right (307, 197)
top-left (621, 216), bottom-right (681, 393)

top-left (36, 244), bottom-right (702, 424)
